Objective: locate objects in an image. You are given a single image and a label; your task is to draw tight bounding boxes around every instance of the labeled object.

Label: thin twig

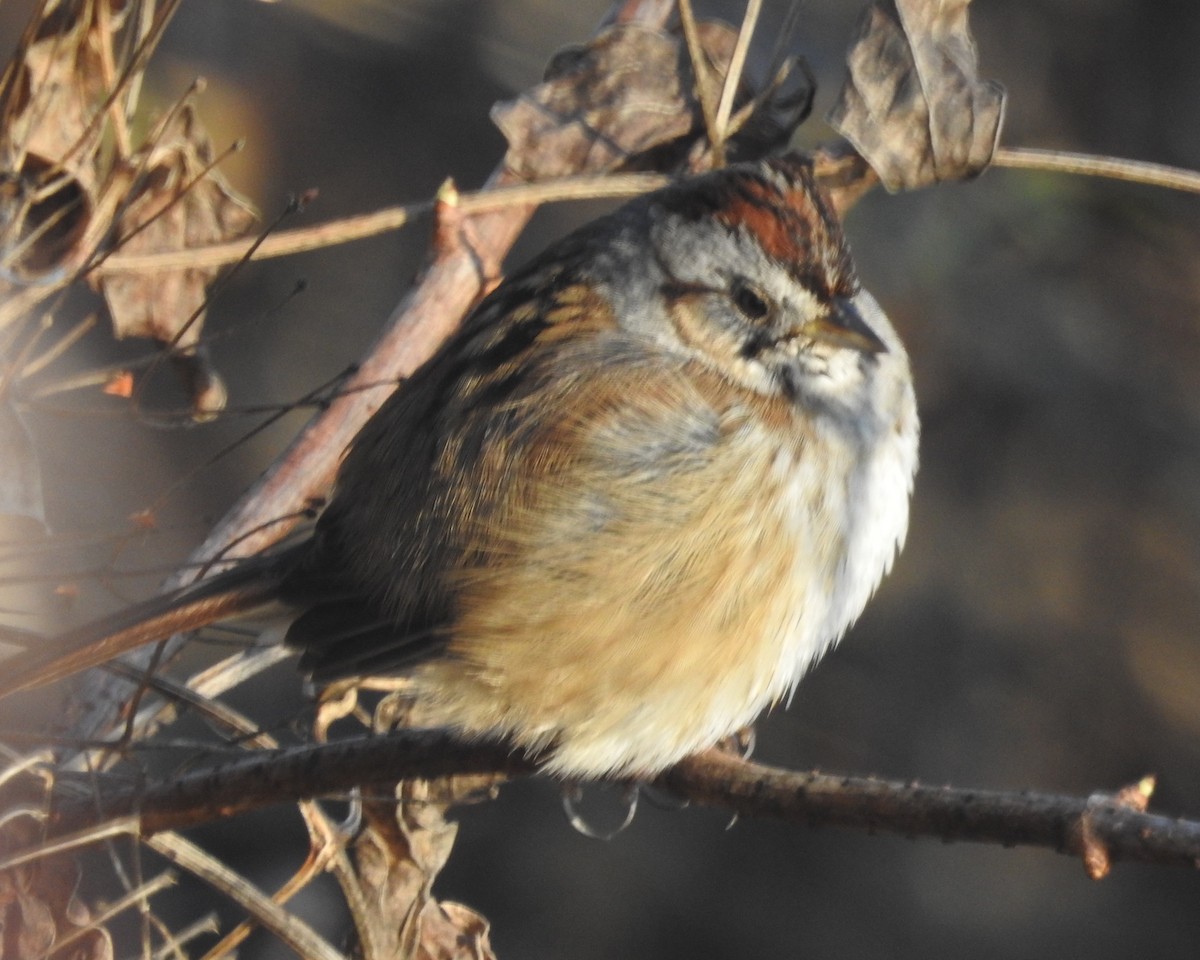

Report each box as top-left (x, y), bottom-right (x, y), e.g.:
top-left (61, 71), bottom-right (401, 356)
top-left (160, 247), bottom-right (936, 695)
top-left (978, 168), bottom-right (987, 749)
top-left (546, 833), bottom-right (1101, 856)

top-left (0, 747), bottom-right (54, 790)
top-left (89, 173), bottom-right (670, 276)
top-left (993, 146), bottom-right (1200, 194)
top-left (714, 0), bottom-right (762, 147)
top-left (33, 871), bottom-right (177, 960)
top-left (104, 662), bottom-right (279, 749)
top-left (0, 815), bottom-right (139, 872)
top-left (125, 668), bottom-right (362, 960)
top-left (56, 0), bottom-right (183, 172)
top-left (152, 913), bottom-right (220, 960)
top-left (197, 806), bottom-right (352, 960)
top-left (146, 832), bottom-right (349, 960)
top-left (18, 314), bottom-right (97, 379)
top-left (94, 127), bottom-right (1190, 288)
top-left (677, 0), bottom-right (722, 156)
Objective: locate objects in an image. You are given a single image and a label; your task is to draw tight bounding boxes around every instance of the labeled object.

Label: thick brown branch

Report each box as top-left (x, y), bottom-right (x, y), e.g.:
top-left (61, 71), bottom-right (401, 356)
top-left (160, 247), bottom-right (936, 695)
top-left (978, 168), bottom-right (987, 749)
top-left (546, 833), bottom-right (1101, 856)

top-left (42, 736), bottom-right (1200, 872)
top-left (662, 751), bottom-right (1200, 872)
top-left (44, 731), bottom-right (533, 836)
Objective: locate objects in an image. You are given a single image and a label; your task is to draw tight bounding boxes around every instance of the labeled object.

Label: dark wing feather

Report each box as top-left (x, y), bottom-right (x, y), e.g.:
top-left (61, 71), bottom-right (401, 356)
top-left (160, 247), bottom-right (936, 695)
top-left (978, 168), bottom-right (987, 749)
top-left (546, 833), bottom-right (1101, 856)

top-left (280, 227), bottom-right (620, 679)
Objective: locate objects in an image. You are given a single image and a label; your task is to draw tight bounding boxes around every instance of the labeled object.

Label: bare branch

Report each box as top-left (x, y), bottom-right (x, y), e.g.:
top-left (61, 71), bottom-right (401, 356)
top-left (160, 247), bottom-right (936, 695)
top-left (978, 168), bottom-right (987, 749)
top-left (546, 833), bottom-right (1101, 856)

top-left (33, 870), bottom-right (176, 960)
top-left (145, 831), bottom-right (349, 960)
top-left (39, 737), bottom-right (1200, 873)
top-left (993, 146), bottom-right (1200, 194)
top-left (89, 173), bottom-right (672, 276)
top-left (661, 751), bottom-right (1200, 873)
top-left (51, 730), bottom-right (533, 836)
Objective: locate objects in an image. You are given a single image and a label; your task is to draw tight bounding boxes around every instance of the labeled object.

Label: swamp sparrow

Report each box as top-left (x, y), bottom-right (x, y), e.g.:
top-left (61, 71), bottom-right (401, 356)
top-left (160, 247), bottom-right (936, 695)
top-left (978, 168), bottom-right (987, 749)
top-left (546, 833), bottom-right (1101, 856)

top-left (1, 154), bottom-right (918, 779)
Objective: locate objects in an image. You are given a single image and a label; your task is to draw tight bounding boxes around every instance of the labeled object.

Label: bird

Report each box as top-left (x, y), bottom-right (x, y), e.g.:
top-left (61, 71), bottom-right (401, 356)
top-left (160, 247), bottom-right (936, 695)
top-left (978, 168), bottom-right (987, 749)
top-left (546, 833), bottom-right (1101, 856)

top-left (0, 153), bottom-right (919, 779)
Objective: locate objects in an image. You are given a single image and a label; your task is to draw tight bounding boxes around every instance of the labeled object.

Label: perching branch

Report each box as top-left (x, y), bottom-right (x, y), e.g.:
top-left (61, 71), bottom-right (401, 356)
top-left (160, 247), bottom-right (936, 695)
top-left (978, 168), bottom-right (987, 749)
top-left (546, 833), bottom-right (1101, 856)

top-left (661, 751), bottom-right (1197, 878)
top-left (35, 735), bottom-right (1200, 875)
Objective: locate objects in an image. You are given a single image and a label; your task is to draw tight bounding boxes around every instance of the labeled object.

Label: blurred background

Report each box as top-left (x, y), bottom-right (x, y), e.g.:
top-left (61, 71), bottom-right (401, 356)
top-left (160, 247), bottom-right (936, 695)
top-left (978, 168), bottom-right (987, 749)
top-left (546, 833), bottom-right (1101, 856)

top-left (2, 1), bottom-right (1200, 957)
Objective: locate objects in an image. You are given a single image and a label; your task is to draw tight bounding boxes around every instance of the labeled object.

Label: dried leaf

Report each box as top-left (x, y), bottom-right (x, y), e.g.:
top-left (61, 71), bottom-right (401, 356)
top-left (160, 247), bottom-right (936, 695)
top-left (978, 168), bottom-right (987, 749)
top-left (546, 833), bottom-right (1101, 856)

top-left (0, 155), bottom-right (93, 282)
top-left (492, 20), bottom-right (811, 180)
top-left (423, 901), bottom-right (497, 960)
top-left (354, 782), bottom-right (505, 960)
top-left (2, 3), bottom-right (113, 162)
top-left (812, 140), bottom-right (881, 216)
top-left (0, 392), bottom-right (45, 526)
top-left (0, 0), bottom-right (112, 281)
top-left (346, 699), bottom-right (504, 960)
top-left (101, 369), bottom-right (133, 397)
top-left (0, 813), bottom-right (114, 960)
top-left (94, 105), bottom-right (255, 345)
top-left (91, 105), bottom-right (254, 416)
top-left (828, 0), bottom-right (1006, 191)
top-left (354, 789), bottom-right (457, 960)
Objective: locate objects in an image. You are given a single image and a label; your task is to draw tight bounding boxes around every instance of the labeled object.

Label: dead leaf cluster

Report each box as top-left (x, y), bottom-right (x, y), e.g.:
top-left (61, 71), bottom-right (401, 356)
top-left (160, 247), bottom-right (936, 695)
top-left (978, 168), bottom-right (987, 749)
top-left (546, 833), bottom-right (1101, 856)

top-left (0, 0), bottom-right (254, 421)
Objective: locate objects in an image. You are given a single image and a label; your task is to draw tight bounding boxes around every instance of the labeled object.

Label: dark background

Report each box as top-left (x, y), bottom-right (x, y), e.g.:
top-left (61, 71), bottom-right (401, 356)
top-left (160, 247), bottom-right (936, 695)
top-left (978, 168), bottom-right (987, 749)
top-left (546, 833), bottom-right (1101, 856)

top-left (3, 1), bottom-right (1200, 958)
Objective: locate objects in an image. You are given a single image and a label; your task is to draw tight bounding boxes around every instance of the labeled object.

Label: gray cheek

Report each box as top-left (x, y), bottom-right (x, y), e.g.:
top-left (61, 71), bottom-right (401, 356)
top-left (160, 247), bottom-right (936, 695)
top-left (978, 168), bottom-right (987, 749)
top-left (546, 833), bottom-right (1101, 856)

top-left (592, 231), bottom-right (670, 342)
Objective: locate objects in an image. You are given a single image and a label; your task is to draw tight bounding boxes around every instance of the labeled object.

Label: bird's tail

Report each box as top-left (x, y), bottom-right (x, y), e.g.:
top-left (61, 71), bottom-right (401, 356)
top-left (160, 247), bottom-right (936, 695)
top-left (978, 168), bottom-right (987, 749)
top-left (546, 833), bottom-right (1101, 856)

top-left (0, 547), bottom-right (302, 698)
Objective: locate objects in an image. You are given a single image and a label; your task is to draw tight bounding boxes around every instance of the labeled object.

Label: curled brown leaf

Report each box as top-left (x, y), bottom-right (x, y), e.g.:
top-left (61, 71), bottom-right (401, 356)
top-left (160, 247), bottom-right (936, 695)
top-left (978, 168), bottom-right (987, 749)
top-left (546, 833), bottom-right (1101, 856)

top-left (0, 813), bottom-right (113, 960)
top-left (828, 0), bottom-right (1005, 191)
top-left (90, 105), bottom-right (254, 417)
top-left (93, 106), bottom-right (255, 344)
top-left (492, 18), bottom-right (811, 181)
top-left (0, 0), bottom-right (113, 282)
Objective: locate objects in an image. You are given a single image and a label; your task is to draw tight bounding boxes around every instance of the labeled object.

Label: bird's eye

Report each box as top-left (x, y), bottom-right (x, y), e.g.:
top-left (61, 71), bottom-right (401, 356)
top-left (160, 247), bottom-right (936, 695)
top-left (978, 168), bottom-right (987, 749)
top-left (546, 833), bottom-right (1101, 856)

top-left (731, 279), bottom-right (771, 321)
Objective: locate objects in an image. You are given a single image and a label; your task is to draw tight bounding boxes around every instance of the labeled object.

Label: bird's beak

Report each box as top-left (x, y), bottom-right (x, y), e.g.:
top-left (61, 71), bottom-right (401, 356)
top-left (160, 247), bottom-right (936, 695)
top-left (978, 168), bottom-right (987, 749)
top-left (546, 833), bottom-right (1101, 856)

top-left (800, 296), bottom-right (888, 355)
